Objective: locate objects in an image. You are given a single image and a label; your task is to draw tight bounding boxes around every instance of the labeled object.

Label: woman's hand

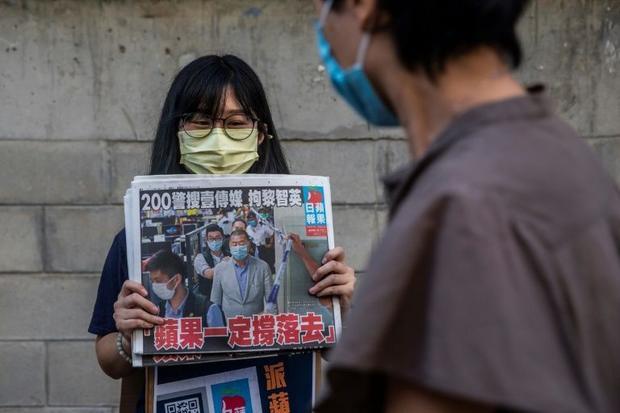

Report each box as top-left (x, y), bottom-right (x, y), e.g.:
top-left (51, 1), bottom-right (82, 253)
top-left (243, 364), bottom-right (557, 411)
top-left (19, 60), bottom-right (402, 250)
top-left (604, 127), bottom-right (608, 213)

top-left (308, 246), bottom-right (356, 314)
top-left (113, 280), bottom-right (164, 341)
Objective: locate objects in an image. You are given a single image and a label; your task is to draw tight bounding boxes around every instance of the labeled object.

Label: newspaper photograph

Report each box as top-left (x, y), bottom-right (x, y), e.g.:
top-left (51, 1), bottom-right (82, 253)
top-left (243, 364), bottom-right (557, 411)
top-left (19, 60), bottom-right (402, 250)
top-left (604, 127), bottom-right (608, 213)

top-left (125, 175), bottom-right (340, 355)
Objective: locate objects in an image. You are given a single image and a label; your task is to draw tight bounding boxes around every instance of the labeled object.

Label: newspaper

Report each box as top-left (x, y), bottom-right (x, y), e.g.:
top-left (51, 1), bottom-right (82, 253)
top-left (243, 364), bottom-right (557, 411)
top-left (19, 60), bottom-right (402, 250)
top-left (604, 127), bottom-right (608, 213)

top-left (133, 351), bottom-right (279, 368)
top-left (152, 352), bottom-right (317, 413)
top-left (125, 175), bottom-right (340, 357)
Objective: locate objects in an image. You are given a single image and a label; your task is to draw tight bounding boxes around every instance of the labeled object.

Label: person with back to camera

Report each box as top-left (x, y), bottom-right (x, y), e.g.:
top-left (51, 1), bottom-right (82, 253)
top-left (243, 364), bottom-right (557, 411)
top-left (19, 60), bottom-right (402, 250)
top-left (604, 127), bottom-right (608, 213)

top-left (312, 0), bottom-right (620, 412)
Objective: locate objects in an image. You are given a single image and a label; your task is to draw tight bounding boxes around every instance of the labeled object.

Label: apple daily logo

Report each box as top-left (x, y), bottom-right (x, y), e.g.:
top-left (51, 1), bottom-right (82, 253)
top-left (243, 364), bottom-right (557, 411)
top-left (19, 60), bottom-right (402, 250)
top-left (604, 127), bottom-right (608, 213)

top-left (302, 186), bottom-right (327, 237)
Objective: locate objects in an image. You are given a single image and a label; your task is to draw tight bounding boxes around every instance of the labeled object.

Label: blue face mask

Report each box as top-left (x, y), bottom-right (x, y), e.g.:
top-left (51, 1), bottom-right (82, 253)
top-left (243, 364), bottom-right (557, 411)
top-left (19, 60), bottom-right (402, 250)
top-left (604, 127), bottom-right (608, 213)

top-left (230, 244), bottom-right (249, 261)
top-left (248, 220), bottom-right (258, 228)
top-left (315, 0), bottom-right (399, 127)
top-left (207, 239), bottom-right (223, 253)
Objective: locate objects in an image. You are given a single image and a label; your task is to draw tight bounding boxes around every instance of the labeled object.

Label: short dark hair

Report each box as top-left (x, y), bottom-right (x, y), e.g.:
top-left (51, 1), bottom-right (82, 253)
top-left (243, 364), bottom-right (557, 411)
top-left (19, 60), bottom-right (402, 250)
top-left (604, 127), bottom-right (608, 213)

top-left (146, 249), bottom-right (185, 279)
top-left (232, 218), bottom-right (247, 228)
top-left (229, 229), bottom-right (250, 241)
top-left (205, 223), bottom-right (224, 237)
top-left (331, 0), bottom-right (529, 76)
top-left (150, 55), bottom-right (290, 175)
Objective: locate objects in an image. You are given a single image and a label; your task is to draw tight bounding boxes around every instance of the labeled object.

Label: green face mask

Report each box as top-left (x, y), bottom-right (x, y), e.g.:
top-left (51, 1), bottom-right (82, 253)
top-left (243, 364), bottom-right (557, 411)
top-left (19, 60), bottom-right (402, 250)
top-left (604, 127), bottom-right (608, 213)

top-left (178, 128), bottom-right (260, 175)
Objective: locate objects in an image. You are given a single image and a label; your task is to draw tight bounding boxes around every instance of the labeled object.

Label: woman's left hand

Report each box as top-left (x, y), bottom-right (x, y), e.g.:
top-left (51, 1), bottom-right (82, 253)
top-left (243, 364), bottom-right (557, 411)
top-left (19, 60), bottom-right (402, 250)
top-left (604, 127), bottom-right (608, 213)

top-left (308, 246), bottom-right (356, 314)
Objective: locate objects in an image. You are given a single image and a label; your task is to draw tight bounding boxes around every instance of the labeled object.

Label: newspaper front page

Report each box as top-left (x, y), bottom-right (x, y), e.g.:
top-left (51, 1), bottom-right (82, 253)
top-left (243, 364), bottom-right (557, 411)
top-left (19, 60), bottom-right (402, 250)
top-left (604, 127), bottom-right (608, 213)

top-left (125, 175), bottom-right (341, 356)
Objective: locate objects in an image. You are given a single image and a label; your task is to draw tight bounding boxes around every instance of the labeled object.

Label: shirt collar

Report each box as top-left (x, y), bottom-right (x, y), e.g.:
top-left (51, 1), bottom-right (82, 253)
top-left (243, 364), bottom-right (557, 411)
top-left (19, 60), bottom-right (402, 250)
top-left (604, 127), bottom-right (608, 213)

top-left (165, 288), bottom-right (189, 314)
top-left (382, 85), bottom-right (552, 217)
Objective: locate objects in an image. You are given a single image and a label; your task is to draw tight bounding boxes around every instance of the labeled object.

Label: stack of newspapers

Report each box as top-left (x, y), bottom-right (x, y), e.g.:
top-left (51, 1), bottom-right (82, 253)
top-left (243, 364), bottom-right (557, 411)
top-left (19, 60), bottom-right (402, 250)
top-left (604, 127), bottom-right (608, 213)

top-left (123, 174), bottom-right (340, 412)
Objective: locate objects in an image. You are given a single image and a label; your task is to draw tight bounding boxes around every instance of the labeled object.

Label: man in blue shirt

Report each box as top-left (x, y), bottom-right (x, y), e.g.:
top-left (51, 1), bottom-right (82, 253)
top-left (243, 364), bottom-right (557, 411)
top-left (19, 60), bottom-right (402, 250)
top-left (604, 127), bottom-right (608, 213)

top-left (211, 229), bottom-right (276, 320)
top-left (146, 249), bottom-right (225, 327)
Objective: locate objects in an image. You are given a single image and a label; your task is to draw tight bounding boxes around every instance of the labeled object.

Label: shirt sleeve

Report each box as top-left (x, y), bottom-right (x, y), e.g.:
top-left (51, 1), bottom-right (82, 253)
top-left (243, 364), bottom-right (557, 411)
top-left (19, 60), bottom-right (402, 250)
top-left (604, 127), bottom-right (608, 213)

top-left (193, 253), bottom-right (209, 276)
top-left (88, 229), bottom-right (128, 336)
top-left (210, 266), bottom-right (223, 307)
top-left (317, 192), bottom-right (577, 413)
top-left (263, 262), bottom-right (277, 313)
top-left (206, 303), bottom-right (225, 327)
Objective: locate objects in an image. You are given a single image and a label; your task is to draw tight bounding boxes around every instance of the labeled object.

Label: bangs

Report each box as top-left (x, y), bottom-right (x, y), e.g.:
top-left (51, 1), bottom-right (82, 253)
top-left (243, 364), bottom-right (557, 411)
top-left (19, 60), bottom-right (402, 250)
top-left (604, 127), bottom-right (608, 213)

top-left (176, 60), bottom-right (255, 118)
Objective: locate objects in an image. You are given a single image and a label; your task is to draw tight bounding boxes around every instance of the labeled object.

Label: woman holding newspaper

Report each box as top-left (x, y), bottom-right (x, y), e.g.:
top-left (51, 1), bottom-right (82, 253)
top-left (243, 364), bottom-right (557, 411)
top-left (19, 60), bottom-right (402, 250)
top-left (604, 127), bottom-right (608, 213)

top-left (89, 55), bottom-right (356, 412)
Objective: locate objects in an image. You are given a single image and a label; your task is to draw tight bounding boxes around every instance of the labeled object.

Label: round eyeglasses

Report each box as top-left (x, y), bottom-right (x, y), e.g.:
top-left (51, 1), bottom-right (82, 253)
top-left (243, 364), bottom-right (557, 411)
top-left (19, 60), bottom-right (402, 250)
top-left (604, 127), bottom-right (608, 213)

top-left (181, 112), bottom-right (258, 140)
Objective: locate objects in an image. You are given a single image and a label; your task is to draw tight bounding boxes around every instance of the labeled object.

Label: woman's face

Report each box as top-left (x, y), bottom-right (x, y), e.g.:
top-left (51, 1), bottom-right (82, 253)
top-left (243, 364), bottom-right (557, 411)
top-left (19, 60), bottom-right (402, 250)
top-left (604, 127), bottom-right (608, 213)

top-left (179, 86), bottom-right (265, 146)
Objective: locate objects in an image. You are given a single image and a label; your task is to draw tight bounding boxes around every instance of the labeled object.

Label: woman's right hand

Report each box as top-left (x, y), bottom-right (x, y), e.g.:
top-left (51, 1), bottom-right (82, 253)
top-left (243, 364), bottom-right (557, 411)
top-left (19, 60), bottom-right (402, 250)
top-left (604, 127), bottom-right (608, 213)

top-left (113, 280), bottom-right (164, 341)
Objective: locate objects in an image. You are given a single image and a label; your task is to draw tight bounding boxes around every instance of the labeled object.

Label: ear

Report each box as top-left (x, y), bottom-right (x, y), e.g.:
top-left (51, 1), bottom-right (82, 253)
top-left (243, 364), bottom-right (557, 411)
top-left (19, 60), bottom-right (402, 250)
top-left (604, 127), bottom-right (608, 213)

top-left (353, 0), bottom-right (387, 32)
top-left (257, 122), bottom-right (270, 146)
top-left (171, 273), bottom-right (181, 288)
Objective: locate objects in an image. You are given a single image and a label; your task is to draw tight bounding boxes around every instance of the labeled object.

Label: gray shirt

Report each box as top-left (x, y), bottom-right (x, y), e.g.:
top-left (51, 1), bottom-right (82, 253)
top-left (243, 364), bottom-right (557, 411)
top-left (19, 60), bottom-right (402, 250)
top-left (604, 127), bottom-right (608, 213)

top-left (318, 88), bottom-right (620, 413)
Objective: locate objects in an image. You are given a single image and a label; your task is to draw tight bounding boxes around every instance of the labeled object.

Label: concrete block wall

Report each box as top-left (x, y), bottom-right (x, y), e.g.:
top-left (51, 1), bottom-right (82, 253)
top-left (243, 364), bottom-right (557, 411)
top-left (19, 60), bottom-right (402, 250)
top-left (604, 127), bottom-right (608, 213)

top-left (0, 1), bottom-right (617, 411)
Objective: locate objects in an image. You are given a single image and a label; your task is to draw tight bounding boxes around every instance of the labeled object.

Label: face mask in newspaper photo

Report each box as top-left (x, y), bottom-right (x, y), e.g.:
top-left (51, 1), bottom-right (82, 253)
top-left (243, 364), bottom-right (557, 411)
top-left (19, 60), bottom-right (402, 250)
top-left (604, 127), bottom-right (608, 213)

top-left (208, 239), bottom-right (224, 252)
top-left (151, 274), bottom-right (179, 301)
top-left (230, 244), bottom-right (249, 261)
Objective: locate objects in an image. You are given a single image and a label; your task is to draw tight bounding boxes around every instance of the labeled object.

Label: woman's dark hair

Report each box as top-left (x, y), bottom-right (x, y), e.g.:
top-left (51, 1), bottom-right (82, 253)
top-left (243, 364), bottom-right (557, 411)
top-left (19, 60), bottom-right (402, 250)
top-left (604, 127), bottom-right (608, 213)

top-left (331, 0), bottom-right (529, 76)
top-left (150, 55), bottom-right (290, 175)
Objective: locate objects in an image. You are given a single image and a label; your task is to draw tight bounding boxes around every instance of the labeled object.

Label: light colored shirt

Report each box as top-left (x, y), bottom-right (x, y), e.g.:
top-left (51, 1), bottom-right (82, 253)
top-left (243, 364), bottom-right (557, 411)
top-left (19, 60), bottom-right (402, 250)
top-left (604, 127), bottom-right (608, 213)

top-left (234, 260), bottom-right (250, 298)
top-left (193, 252), bottom-right (224, 277)
top-left (247, 223), bottom-right (274, 246)
top-left (164, 289), bottom-right (225, 327)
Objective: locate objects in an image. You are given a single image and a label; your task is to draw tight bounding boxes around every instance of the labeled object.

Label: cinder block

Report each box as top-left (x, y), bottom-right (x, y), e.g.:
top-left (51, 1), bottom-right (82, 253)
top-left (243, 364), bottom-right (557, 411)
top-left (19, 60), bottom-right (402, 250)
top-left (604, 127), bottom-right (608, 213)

top-left (0, 342), bottom-right (45, 406)
top-left (589, 137), bottom-right (620, 185)
top-left (0, 141), bottom-right (108, 204)
top-left (516, 1), bottom-right (598, 136)
top-left (45, 206), bottom-right (123, 272)
top-left (0, 207), bottom-right (44, 272)
top-left (374, 139), bottom-right (412, 204)
top-left (108, 142), bottom-right (151, 203)
top-left (0, 275), bottom-right (100, 340)
top-left (48, 341), bottom-right (121, 406)
top-left (0, 0), bottom-right (410, 143)
top-left (283, 140), bottom-right (378, 204)
top-left (332, 205), bottom-right (378, 271)
top-left (591, 3), bottom-right (620, 136)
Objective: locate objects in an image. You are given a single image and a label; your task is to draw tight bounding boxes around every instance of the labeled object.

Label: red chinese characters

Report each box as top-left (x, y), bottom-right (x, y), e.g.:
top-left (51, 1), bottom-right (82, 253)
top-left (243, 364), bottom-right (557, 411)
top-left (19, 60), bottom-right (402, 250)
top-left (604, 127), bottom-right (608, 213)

top-left (179, 317), bottom-right (204, 350)
top-left (300, 312), bottom-right (325, 344)
top-left (252, 314), bottom-right (276, 347)
top-left (154, 318), bottom-right (179, 350)
top-left (227, 315), bottom-right (252, 347)
top-left (275, 313), bottom-right (301, 345)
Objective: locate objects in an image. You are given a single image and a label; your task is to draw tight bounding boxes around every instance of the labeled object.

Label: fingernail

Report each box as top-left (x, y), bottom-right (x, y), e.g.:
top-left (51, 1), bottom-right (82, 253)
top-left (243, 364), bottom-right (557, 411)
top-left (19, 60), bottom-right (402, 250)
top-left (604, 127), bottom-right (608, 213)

top-left (321, 258), bottom-right (327, 264)
top-left (308, 287), bottom-right (317, 294)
